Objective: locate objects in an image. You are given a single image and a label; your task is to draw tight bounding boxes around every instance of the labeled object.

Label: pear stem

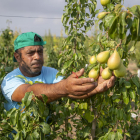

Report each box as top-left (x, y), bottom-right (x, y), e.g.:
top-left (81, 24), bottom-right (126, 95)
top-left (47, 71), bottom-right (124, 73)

top-left (115, 40), bottom-right (122, 49)
top-left (99, 42), bottom-right (104, 50)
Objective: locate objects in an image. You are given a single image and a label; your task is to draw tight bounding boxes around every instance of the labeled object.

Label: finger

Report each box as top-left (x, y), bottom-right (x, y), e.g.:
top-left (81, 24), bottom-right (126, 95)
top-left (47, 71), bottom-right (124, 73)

top-left (73, 77), bottom-right (95, 85)
top-left (97, 82), bottom-right (107, 93)
top-left (101, 82), bottom-right (108, 92)
top-left (73, 83), bottom-right (98, 93)
top-left (71, 68), bottom-right (85, 78)
top-left (68, 94), bottom-right (88, 99)
top-left (98, 76), bottom-right (106, 84)
top-left (107, 76), bottom-right (116, 88)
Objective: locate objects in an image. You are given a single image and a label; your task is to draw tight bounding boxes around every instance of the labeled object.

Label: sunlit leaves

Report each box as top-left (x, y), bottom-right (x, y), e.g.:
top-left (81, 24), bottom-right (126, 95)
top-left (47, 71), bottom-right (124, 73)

top-left (0, 92), bottom-right (50, 139)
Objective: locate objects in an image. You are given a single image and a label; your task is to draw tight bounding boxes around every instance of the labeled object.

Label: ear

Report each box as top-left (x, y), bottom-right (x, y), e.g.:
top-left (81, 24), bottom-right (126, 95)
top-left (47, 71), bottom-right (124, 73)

top-left (14, 52), bottom-right (21, 63)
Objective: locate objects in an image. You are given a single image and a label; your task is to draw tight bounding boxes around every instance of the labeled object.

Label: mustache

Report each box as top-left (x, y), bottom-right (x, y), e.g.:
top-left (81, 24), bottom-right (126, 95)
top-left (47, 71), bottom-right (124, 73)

top-left (31, 60), bottom-right (43, 65)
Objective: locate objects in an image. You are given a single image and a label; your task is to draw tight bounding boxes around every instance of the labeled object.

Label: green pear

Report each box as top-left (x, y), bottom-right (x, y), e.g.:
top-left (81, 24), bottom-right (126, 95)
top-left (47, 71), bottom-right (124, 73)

top-left (88, 69), bottom-right (99, 80)
top-left (107, 49), bottom-right (121, 70)
top-left (101, 67), bottom-right (112, 80)
top-left (97, 12), bottom-right (108, 20)
top-left (97, 51), bottom-right (110, 64)
top-left (100, 0), bottom-right (110, 6)
top-left (89, 55), bottom-right (97, 64)
top-left (114, 61), bottom-right (126, 77)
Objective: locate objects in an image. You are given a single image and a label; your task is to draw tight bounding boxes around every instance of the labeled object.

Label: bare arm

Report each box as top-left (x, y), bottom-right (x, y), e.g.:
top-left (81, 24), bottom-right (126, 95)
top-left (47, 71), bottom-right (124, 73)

top-left (12, 68), bottom-right (116, 103)
top-left (12, 68), bottom-right (98, 103)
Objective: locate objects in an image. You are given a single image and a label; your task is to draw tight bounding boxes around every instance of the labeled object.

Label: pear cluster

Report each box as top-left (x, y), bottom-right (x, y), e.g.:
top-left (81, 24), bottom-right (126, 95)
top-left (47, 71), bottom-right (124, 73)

top-left (88, 50), bottom-right (126, 80)
top-left (97, 0), bottom-right (110, 20)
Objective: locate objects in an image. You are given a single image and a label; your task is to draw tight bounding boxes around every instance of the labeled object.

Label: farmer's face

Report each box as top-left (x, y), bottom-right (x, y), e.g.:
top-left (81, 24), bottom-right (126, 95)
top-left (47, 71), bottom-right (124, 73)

top-left (15, 45), bottom-right (44, 77)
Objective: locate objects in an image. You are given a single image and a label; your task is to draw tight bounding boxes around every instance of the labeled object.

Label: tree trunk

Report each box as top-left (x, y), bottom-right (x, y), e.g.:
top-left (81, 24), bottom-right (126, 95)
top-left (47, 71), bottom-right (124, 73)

top-left (91, 118), bottom-right (97, 140)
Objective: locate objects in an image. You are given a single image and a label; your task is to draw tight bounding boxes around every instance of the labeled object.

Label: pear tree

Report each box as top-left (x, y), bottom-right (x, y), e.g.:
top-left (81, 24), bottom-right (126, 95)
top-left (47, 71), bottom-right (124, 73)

top-left (57, 0), bottom-right (140, 139)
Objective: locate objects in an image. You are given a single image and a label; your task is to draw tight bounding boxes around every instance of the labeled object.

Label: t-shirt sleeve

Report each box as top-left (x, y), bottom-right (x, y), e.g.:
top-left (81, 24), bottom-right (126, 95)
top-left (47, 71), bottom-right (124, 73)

top-left (51, 68), bottom-right (63, 84)
top-left (1, 74), bottom-right (25, 102)
top-left (43, 67), bottom-right (63, 84)
top-left (53, 75), bottom-right (64, 83)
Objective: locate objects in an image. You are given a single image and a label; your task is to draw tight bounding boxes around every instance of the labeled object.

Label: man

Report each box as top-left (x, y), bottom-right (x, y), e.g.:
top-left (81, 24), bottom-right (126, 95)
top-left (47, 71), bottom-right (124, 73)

top-left (1, 32), bottom-right (115, 111)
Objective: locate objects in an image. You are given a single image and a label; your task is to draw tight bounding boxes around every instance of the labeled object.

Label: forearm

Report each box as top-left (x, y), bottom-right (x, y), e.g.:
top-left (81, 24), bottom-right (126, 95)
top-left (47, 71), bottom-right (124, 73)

top-left (26, 80), bottom-right (67, 103)
top-left (12, 68), bottom-right (100, 103)
top-left (12, 79), bottom-right (68, 103)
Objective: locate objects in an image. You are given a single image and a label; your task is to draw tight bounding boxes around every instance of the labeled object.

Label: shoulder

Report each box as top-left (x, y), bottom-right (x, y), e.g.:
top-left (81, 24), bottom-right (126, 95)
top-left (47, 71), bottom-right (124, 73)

top-left (2, 68), bottom-right (22, 81)
top-left (1, 68), bottom-right (25, 102)
top-left (1, 67), bottom-right (25, 91)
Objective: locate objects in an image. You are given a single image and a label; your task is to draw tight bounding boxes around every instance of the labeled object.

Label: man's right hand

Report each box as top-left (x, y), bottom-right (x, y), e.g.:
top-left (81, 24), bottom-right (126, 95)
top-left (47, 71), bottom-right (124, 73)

top-left (64, 68), bottom-right (98, 97)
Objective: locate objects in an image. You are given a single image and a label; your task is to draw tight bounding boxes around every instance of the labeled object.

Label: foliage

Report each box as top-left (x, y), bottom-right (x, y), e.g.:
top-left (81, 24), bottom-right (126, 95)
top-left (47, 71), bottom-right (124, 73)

top-left (0, 92), bottom-right (50, 140)
top-left (1, 0), bottom-right (140, 139)
top-left (55, 0), bottom-right (140, 139)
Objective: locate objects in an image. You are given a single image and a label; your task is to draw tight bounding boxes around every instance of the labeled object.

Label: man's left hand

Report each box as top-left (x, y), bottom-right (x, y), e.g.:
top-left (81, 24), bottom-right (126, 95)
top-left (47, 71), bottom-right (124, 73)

top-left (68, 67), bottom-right (116, 99)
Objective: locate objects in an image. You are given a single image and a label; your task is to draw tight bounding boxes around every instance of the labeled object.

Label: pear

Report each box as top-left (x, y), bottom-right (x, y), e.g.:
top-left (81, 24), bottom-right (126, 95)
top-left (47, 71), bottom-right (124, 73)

top-left (88, 69), bottom-right (99, 80)
top-left (101, 67), bottom-right (112, 80)
top-left (89, 55), bottom-right (97, 64)
top-left (100, 0), bottom-right (110, 6)
top-left (114, 61), bottom-right (126, 77)
top-left (97, 51), bottom-right (110, 64)
top-left (107, 49), bottom-right (121, 70)
top-left (97, 12), bottom-right (108, 20)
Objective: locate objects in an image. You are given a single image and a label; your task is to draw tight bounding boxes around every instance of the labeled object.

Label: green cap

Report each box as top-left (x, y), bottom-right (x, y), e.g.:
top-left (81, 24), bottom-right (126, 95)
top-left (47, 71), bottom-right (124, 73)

top-left (13, 32), bottom-right (46, 62)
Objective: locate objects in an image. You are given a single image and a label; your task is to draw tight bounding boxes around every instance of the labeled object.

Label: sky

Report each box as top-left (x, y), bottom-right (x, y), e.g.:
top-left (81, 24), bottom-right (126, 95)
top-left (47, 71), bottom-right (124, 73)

top-left (0, 0), bottom-right (140, 37)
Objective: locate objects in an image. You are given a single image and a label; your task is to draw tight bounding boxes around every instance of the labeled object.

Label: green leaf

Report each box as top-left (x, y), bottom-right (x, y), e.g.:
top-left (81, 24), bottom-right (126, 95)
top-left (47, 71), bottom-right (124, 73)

top-left (124, 81), bottom-right (131, 89)
top-left (115, 4), bottom-right (122, 13)
top-left (129, 89), bottom-right (136, 100)
top-left (108, 15), bottom-right (119, 37)
top-left (108, 132), bottom-right (115, 140)
top-left (97, 33), bottom-right (102, 42)
top-left (119, 78), bottom-right (124, 86)
top-left (63, 60), bottom-right (73, 69)
top-left (99, 22), bottom-right (103, 30)
top-left (127, 5), bottom-right (140, 18)
top-left (84, 110), bottom-right (94, 123)
top-left (26, 134), bottom-right (34, 140)
top-left (130, 17), bottom-right (138, 41)
top-left (14, 132), bottom-right (20, 140)
top-left (65, 16), bottom-right (70, 25)
top-left (125, 132), bottom-right (130, 137)
top-left (40, 122), bottom-right (51, 134)
top-left (32, 130), bottom-right (39, 138)
top-left (114, 99), bottom-right (120, 103)
top-left (125, 34), bottom-right (131, 45)
top-left (34, 81), bottom-right (44, 84)
top-left (61, 14), bottom-right (64, 23)
top-left (79, 102), bottom-right (87, 110)
top-left (65, 26), bottom-right (69, 35)
top-left (28, 81), bottom-right (33, 85)
top-left (129, 46), bottom-right (135, 52)
top-left (126, 17), bottom-right (133, 29)
top-left (41, 94), bottom-right (48, 103)
top-left (98, 119), bottom-right (104, 128)
top-left (132, 76), bottom-right (140, 88)
top-left (115, 130), bottom-right (123, 140)
top-left (22, 92), bottom-right (33, 107)
top-left (16, 75), bottom-right (28, 83)
top-left (123, 97), bottom-right (129, 105)
top-left (104, 13), bottom-right (116, 29)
